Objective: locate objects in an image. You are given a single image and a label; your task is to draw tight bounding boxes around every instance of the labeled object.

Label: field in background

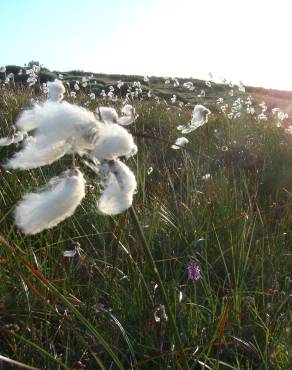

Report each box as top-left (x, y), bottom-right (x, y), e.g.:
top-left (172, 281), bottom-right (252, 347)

top-left (3, 64), bottom-right (292, 113)
top-left (0, 74), bottom-right (291, 369)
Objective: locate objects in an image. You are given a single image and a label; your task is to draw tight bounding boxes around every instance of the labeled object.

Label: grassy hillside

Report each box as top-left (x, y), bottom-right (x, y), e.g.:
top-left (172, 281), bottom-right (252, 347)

top-left (0, 73), bottom-right (291, 369)
top-left (3, 64), bottom-right (292, 112)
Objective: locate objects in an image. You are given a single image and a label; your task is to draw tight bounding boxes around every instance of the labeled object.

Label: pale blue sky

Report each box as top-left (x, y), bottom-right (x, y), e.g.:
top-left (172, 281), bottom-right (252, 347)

top-left (1, 0), bottom-right (292, 90)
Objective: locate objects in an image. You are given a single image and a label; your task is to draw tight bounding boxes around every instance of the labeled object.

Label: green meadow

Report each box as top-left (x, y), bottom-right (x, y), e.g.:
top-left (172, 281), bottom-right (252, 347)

top-left (0, 75), bottom-right (291, 369)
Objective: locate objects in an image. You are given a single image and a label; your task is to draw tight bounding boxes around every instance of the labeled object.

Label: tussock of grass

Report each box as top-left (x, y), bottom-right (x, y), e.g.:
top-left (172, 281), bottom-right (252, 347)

top-left (0, 87), bottom-right (291, 369)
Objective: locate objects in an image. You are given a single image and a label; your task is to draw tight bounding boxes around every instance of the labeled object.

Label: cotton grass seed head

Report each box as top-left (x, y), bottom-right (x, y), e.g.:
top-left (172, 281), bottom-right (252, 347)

top-left (4, 94), bottom-right (138, 234)
top-left (171, 137), bottom-right (189, 149)
top-left (177, 104), bottom-right (211, 134)
top-left (97, 159), bottom-right (137, 215)
top-left (14, 169), bottom-right (86, 235)
top-left (91, 123), bottom-right (137, 160)
top-left (47, 79), bottom-right (65, 102)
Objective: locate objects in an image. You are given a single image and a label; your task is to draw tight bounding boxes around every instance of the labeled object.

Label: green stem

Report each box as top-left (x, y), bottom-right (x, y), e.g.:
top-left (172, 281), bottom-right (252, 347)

top-left (129, 206), bottom-right (190, 370)
top-left (0, 235), bottom-right (125, 370)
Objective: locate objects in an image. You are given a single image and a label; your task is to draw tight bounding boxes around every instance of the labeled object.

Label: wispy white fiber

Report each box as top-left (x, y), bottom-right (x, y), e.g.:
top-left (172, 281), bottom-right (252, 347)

top-left (0, 130), bottom-right (26, 147)
top-left (47, 79), bottom-right (65, 102)
top-left (14, 169), bottom-right (86, 235)
top-left (6, 137), bottom-right (72, 169)
top-left (16, 101), bottom-right (98, 136)
top-left (8, 100), bottom-right (138, 169)
top-left (0, 136), bottom-right (14, 147)
top-left (97, 160), bottom-right (137, 215)
top-left (9, 101), bottom-right (102, 168)
top-left (177, 104), bottom-right (211, 134)
top-left (91, 123), bottom-right (137, 160)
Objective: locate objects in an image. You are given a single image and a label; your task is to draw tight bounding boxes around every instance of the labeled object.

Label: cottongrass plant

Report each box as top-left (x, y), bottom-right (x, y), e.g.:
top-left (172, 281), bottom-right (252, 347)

top-left (177, 104), bottom-right (211, 134)
top-left (0, 80), bottom-right (138, 234)
top-left (1, 73), bottom-right (292, 369)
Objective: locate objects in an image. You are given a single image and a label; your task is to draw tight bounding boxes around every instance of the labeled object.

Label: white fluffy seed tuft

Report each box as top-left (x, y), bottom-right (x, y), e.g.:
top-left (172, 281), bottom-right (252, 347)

top-left (14, 169), bottom-right (86, 235)
top-left (97, 160), bottom-right (137, 215)
top-left (47, 79), bottom-right (65, 102)
top-left (171, 137), bottom-right (189, 149)
top-left (92, 123), bottom-right (137, 160)
top-left (97, 107), bottom-right (118, 123)
top-left (16, 101), bottom-right (97, 135)
top-left (0, 130), bottom-right (26, 147)
top-left (177, 104), bottom-right (211, 134)
top-left (8, 101), bottom-right (102, 169)
top-left (6, 137), bottom-right (72, 169)
top-left (117, 104), bottom-right (138, 126)
top-left (0, 136), bottom-right (13, 147)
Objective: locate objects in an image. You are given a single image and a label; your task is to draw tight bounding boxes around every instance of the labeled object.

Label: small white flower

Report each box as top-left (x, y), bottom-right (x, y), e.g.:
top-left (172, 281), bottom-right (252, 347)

top-left (170, 95), bottom-right (176, 104)
top-left (272, 107), bottom-right (280, 114)
top-left (147, 166), bottom-right (153, 175)
top-left (32, 65), bottom-right (41, 73)
top-left (171, 137), bottom-right (189, 149)
top-left (183, 81), bottom-right (195, 90)
top-left (117, 80), bottom-right (124, 89)
top-left (100, 90), bottom-right (106, 98)
top-left (198, 90), bottom-right (205, 97)
top-left (63, 249), bottom-right (77, 257)
top-left (172, 78), bottom-right (180, 87)
top-left (153, 305), bottom-right (168, 322)
top-left (133, 81), bottom-right (141, 88)
top-left (108, 91), bottom-right (116, 100)
top-left (258, 112), bottom-right (268, 121)
top-left (238, 81), bottom-right (245, 92)
top-left (277, 111), bottom-right (288, 121)
top-left (220, 104), bottom-right (228, 113)
top-left (259, 101), bottom-right (267, 112)
top-left (202, 173), bottom-right (212, 180)
top-left (285, 125), bottom-right (292, 134)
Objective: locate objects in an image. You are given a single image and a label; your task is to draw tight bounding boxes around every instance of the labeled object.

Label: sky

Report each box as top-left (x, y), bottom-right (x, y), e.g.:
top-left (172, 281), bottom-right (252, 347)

top-left (1, 0), bottom-right (292, 90)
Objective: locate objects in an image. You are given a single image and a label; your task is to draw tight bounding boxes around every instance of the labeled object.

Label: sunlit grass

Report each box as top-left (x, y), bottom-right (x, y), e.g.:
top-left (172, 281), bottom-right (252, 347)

top-left (0, 85), bottom-right (291, 369)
